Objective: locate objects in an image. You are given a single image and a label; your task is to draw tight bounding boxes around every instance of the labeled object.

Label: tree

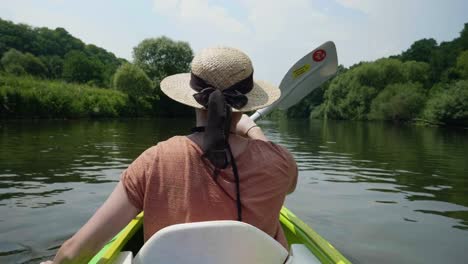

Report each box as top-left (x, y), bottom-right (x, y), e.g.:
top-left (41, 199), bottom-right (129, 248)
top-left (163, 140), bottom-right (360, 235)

top-left (423, 80), bottom-right (468, 126)
top-left (133, 36), bottom-right (193, 83)
top-left (62, 51), bottom-right (104, 84)
top-left (133, 36), bottom-right (194, 117)
top-left (86, 44), bottom-right (124, 87)
top-left (1, 49), bottom-right (47, 77)
top-left (22, 52), bottom-right (47, 77)
top-left (320, 58), bottom-right (432, 120)
top-left (1, 49), bottom-right (25, 74)
top-left (455, 50), bottom-right (468, 79)
top-left (401, 61), bottom-right (430, 86)
top-left (400, 39), bottom-right (437, 63)
top-left (113, 63), bottom-right (153, 98)
top-left (40, 55), bottom-right (64, 79)
top-left (369, 82), bottom-right (426, 121)
top-left (0, 18), bottom-right (122, 86)
top-left (0, 19), bottom-right (36, 56)
top-left (459, 23), bottom-right (468, 50)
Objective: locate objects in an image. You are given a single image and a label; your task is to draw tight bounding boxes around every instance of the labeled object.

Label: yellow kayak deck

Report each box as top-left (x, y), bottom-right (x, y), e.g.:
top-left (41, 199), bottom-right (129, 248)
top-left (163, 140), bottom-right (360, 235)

top-left (89, 207), bottom-right (351, 264)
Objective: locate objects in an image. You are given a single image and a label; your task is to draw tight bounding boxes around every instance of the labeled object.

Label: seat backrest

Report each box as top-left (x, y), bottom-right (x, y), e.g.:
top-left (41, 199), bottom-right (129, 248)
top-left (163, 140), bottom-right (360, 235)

top-left (133, 221), bottom-right (289, 264)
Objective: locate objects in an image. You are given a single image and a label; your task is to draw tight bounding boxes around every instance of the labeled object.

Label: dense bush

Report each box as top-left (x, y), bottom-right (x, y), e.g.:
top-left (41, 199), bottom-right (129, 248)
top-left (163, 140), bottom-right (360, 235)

top-left (369, 82), bottom-right (426, 121)
top-left (39, 55), bottom-right (64, 79)
top-left (1, 49), bottom-right (47, 77)
top-left (2, 49), bottom-right (27, 74)
top-left (321, 59), bottom-right (430, 120)
top-left (113, 63), bottom-right (153, 98)
top-left (62, 51), bottom-right (104, 85)
top-left (0, 74), bottom-right (129, 118)
top-left (133, 36), bottom-right (194, 117)
top-left (455, 50), bottom-right (468, 79)
top-left (423, 80), bottom-right (468, 125)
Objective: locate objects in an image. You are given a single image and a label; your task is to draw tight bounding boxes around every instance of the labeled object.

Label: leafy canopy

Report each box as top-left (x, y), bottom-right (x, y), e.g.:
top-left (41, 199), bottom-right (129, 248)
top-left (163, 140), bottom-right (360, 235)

top-left (113, 63), bottom-right (153, 98)
top-left (62, 51), bottom-right (104, 85)
top-left (1, 48), bottom-right (47, 77)
top-left (133, 36), bottom-right (193, 84)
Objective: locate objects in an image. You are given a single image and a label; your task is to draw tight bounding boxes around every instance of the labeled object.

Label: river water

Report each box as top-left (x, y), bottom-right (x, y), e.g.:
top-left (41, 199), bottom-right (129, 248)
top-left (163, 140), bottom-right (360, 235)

top-left (0, 118), bottom-right (467, 263)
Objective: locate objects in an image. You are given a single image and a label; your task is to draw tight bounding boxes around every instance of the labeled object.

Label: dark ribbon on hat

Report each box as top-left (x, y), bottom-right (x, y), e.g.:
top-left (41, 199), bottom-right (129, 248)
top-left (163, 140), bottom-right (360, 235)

top-left (190, 72), bottom-right (254, 109)
top-left (189, 72), bottom-right (253, 222)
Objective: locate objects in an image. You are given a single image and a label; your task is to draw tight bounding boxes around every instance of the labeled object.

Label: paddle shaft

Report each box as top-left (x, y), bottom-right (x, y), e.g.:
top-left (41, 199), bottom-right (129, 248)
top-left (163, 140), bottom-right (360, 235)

top-left (250, 104), bottom-right (274, 121)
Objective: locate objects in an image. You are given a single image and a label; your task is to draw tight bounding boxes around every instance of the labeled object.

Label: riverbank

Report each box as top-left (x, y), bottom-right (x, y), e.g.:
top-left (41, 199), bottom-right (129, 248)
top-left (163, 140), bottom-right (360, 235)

top-left (0, 74), bottom-right (154, 118)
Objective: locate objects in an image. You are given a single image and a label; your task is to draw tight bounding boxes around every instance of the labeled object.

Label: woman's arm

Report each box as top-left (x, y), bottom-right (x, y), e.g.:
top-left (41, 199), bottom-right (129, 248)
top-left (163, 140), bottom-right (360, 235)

top-left (41, 182), bottom-right (140, 264)
top-left (235, 114), bottom-right (298, 194)
top-left (235, 114), bottom-right (269, 141)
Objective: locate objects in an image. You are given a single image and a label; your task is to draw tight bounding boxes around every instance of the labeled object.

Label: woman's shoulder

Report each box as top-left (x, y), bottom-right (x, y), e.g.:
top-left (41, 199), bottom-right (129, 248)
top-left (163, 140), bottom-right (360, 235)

top-left (249, 139), bottom-right (289, 153)
top-left (153, 136), bottom-right (199, 153)
top-left (249, 140), bottom-right (295, 163)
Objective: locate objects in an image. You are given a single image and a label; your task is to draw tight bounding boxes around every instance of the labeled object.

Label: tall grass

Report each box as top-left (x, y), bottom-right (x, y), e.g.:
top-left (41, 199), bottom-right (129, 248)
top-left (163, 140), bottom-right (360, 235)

top-left (0, 74), bottom-right (136, 118)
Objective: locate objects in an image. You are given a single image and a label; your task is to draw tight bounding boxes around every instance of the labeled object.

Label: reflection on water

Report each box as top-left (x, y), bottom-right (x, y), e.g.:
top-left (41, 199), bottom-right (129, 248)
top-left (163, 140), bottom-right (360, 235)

top-left (0, 118), bottom-right (467, 263)
top-left (263, 119), bottom-right (468, 264)
top-left (0, 119), bottom-right (193, 263)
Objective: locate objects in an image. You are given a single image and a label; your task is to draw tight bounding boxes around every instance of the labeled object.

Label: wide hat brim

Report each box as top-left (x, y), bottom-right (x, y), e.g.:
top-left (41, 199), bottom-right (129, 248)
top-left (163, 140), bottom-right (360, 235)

top-left (160, 73), bottom-right (281, 112)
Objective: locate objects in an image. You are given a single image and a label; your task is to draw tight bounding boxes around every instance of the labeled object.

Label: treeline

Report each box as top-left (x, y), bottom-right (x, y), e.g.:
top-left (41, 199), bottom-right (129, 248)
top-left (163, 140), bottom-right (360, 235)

top-left (286, 23), bottom-right (468, 126)
top-left (2, 17), bottom-right (467, 124)
top-left (0, 18), bottom-right (194, 118)
top-left (0, 18), bottom-right (125, 87)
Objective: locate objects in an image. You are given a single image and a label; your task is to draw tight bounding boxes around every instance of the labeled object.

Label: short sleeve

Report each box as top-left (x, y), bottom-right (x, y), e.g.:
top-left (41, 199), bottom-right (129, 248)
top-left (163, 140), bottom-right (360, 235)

top-left (284, 148), bottom-right (298, 193)
top-left (275, 143), bottom-right (298, 193)
top-left (121, 146), bottom-right (158, 210)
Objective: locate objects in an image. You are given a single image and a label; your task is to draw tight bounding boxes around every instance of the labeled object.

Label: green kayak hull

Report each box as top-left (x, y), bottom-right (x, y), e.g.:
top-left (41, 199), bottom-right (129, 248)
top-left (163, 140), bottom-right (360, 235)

top-left (89, 207), bottom-right (351, 264)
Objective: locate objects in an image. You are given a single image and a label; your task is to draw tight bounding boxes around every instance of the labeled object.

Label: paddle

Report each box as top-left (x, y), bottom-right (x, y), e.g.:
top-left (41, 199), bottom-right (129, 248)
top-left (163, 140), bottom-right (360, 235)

top-left (250, 41), bottom-right (338, 121)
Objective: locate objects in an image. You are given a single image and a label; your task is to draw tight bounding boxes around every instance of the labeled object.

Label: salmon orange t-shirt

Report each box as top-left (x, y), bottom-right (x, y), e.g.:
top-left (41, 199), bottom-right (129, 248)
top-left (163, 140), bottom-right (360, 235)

top-left (121, 136), bottom-right (297, 248)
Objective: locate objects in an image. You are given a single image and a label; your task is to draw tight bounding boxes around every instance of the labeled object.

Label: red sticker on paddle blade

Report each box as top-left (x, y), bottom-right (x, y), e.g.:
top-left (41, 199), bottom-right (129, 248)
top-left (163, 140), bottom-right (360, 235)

top-left (313, 49), bottom-right (326, 62)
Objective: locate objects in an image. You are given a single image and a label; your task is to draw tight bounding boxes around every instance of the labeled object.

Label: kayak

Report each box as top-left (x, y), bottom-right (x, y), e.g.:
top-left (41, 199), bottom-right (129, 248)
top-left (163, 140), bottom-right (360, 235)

top-left (89, 207), bottom-right (351, 264)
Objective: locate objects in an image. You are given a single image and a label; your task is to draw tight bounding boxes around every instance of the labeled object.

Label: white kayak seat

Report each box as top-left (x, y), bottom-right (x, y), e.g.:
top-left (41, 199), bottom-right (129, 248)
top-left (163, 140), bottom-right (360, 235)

top-left (114, 251), bottom-right (133, 264)
top-left (133, 220), bottom-right (289, 264)
top-left (289, 244), bottom-right (321, 264)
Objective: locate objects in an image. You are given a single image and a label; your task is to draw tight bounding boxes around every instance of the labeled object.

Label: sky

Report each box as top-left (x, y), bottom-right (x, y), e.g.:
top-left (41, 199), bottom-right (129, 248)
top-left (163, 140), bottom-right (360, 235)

top-left (1, 0), bottom-right (467, 84)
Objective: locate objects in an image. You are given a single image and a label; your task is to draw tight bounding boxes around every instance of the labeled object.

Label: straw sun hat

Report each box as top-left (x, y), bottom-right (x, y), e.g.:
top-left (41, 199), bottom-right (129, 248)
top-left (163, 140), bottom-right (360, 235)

top-left (160, 47), bottom-right (281, 112)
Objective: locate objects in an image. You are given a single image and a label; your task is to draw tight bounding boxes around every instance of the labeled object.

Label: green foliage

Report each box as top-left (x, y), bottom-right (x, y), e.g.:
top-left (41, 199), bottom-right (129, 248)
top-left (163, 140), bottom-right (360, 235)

top-left (0, 73), bottom-right (131, 118)
top-left (285, 65), bottom-right (347, 118)
top-left (62, 51), bottom-right (104, 85)
top-left (423, 80), bottom-right (468, 126)
top-left (133, 36), bottom-right (194, 117)
top-left (133, 36), bottom-right (193, 83)
top-left (400, 38), bottom-right (437, 63)
top-left (0, 18), bottom-right (85, 58)
top-left (39, 55), bottom-right (64, 79)
top-left (455, 50), bottom-right (468, 79)
top-left (22, 53), bottom-right (48, 77)
top-left (4, 64), bottom-right (26, 76)
top-left (113, 63), bottom-right (153, 98)
top-left (396, 24), bottom-right (468, 84)
top-left (1, 49), bottom-right (47, 77)
top-left (369, 83), bottom-right (426, 121)
top-left (401, 60), bottom-right (431, 85)
top-left (1, 49), bottom-right (26, 75)
top-left (459, 23), bottom-right (468, 50)
top-left (321, 59), bottom-right (430, 120)
top-left (85, 44), bottom-right (122, 87)
top-left (0, 18), bottom-right (124, 87)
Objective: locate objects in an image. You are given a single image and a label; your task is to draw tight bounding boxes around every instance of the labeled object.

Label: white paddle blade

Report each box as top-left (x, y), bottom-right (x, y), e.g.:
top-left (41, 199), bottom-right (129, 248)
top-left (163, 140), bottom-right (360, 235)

top-left (277, 41), bottom-right (338, 110)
